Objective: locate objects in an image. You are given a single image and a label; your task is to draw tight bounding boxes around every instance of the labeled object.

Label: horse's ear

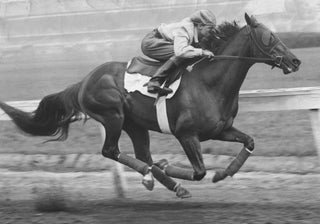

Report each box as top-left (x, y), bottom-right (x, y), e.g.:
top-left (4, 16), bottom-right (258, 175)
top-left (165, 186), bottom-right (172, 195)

top-left (245, 13), bottom-right (251, 26)
top-left (245, 13), bottom-right (258, 27)
top-left (250, 15), bottom-right (258, 27)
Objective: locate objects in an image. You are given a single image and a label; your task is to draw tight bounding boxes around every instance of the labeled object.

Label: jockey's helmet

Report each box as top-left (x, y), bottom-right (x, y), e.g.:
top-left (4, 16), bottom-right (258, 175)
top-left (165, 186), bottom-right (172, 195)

top-left (190, 10), bottom-right (216, 27)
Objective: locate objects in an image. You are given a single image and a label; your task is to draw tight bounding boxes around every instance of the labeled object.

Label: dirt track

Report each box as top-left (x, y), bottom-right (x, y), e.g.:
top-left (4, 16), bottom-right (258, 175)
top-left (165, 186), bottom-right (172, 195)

top-left (0, 171), bottom-right (319, 223)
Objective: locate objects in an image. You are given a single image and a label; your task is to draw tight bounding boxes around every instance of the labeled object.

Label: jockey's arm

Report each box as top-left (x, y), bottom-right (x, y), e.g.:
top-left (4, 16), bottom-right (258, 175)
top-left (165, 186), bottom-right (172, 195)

top-left (173, 28), bottom-right (203, 58)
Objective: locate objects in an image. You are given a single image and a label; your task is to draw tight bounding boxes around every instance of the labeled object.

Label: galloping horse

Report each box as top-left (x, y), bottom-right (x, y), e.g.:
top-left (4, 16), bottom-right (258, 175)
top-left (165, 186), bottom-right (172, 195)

top-left (0, 14), bottom-right (300, 198)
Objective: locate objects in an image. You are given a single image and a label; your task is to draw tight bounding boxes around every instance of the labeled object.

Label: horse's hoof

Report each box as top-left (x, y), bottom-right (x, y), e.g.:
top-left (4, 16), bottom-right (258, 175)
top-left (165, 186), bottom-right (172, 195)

top-left (176, 186), bottom-right (192, 199)
top-left (212, 170), bottom-right (228, 183)
top-left (142, 172), bottom-right (154, 191)
top-left (153, 159), bottom-right (169, 170)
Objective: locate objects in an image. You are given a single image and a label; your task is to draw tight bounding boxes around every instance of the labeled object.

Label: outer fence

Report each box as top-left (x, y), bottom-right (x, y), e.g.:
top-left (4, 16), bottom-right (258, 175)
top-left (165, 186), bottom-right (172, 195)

top-left (1, 86), bottom-right (320, 197)
top-left (238, 87), bottom-right (320, 159)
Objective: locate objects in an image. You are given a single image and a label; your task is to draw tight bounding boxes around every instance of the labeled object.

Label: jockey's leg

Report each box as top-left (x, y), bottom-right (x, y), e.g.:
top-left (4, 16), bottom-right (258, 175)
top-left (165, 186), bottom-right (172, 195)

top-left (212, 126), bottom-right (254, 183)
top-left (147, 56), bottom-right (183, 95)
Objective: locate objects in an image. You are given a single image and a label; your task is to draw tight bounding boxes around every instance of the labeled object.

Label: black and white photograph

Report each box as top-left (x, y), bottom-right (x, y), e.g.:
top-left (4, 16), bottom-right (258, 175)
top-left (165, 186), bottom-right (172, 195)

top-left (0, 0), bottom-right (319, 223)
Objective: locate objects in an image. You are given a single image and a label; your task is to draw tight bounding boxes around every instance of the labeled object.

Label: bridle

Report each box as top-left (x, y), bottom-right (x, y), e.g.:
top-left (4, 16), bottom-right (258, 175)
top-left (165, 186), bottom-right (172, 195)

top-left (245, 24), bottom-right (284, 67)
top-left (188, 24), bottom-right (284, 71)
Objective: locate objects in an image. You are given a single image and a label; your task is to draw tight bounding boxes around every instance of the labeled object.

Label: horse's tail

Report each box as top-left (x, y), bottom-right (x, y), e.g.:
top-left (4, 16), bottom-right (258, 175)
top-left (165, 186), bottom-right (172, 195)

top-left (0, 82), bottom-right (83, 141)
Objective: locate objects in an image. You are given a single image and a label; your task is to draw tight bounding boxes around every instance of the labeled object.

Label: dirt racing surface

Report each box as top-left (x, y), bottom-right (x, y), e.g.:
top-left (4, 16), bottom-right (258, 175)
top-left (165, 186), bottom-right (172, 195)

top-left (0, 172), bottom-right (319, 224)
top-left (1, 199), bottom-right (319, 224)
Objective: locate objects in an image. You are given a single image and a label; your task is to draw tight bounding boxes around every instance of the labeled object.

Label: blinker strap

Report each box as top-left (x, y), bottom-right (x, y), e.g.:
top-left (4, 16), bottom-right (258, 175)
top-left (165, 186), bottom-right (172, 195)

top-left (247, 25), bottom-right (282, 63)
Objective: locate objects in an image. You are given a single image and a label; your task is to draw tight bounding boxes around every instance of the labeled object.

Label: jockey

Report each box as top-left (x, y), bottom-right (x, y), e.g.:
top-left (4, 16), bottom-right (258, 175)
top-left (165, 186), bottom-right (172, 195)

top-left (141, 9), bottom-right (216, 95)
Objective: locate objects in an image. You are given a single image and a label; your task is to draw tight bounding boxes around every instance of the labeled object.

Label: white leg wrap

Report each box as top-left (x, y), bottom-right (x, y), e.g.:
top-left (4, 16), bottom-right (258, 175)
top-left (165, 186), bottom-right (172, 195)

top-left (173, 183), bottom-right (181, 192)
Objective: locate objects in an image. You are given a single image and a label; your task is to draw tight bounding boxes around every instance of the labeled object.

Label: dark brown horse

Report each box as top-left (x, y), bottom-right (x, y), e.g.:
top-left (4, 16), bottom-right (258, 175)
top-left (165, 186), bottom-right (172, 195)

top-left (0, 14), bottom-right (300, 198)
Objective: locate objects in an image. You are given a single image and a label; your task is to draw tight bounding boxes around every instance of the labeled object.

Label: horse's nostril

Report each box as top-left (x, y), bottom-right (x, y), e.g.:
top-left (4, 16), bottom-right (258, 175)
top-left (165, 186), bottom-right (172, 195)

top-left (293, 58), bottom-right (301, 66)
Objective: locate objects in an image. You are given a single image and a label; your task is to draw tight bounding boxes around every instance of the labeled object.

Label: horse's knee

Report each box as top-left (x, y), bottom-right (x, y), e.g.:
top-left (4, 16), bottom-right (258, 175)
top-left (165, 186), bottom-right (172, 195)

top-left (245, 136), bottom-right (255, 151)
top-left (193, 170), bottom-right (206, 181)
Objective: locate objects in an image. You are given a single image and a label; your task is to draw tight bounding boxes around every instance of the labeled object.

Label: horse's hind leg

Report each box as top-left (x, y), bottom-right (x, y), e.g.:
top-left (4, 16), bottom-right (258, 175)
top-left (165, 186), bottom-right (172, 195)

top-left (212, 126), bottom-right (254, 183)
top-left (155, 134), bottom-right (207, 181)
top-left (123, 122), bottom-right (191, 198)
top-left (101, 117), bottom-right (150, 176)
top-left (98, 115), bottom-right (152, 177)
top-left (81, 76), bottom-right (152, 179)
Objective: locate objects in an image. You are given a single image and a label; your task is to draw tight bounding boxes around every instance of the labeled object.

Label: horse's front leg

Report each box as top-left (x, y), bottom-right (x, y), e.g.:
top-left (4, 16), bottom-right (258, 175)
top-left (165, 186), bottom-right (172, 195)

top-left (123, 122), bottom-right (191, 198)
top-left (156, 134), bottom-right (207, 181)
top-left (212, 126), bottom-right (254, 183)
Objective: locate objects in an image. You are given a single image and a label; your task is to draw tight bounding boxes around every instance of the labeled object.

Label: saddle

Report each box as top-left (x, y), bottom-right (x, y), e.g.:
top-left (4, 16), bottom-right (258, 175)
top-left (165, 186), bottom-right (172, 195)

top-left (126, 56), bottom-right (184, 85)
top-left (127, 56), bottom-right (162, 77)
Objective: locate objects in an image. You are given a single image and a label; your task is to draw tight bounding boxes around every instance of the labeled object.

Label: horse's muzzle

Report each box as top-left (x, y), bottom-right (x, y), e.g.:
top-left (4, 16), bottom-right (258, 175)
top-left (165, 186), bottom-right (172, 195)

top-left (281, 56), bottom-right (301, 75)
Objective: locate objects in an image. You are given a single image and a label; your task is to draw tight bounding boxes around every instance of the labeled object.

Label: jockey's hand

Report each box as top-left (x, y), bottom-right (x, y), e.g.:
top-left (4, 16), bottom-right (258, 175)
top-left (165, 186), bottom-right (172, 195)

top-left (202, 49), bottom-right (214, 58)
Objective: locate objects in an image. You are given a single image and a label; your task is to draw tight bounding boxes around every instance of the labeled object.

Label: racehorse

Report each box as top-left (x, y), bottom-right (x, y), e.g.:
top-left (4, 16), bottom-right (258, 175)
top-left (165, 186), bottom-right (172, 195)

top-left (0, 14), bottom-right (300, 198)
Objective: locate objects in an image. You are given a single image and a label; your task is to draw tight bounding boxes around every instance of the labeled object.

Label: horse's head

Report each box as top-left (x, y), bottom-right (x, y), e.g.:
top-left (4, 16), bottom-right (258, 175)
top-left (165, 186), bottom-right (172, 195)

top-left (244, 13), bottom-right (301, 74)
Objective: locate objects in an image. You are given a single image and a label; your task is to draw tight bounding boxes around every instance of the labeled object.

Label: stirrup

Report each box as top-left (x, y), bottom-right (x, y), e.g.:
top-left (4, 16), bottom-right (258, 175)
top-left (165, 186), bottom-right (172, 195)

top-left (148, 85), bottom-right (173, 95)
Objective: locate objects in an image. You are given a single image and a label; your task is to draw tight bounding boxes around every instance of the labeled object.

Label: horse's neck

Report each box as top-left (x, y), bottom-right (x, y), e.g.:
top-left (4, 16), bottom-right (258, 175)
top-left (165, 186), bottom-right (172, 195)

top-left (205, 32), bottom-right (253, 97)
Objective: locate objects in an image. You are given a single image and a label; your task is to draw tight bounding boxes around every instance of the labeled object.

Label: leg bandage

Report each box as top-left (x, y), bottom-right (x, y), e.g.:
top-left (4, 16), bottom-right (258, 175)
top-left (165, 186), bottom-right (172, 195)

top-left (151, 165), bottom-right (177, 191)
top-left (164, 165), bottom-right (194, 180)
top-left (118, 153), bottom-right (149, 175)
top-left (225, 147), bottom-right (252, 177)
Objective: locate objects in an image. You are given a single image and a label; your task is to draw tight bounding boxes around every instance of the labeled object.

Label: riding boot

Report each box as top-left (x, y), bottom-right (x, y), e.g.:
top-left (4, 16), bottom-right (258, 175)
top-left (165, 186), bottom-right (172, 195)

top-left (147, 57), bottom-right (180, 95)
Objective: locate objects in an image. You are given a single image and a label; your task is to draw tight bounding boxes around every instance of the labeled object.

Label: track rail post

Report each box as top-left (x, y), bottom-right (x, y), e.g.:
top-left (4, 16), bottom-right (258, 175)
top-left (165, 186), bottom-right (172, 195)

top-left (309, 109), bottom-right (320, 162)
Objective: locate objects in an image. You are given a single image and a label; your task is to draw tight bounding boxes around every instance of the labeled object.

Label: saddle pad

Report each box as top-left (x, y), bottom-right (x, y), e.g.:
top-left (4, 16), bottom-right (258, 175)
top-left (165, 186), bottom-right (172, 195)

top-left (124, 60), bottom-right (181, 134)
top-left (124, 61), bottom-right (181, 99)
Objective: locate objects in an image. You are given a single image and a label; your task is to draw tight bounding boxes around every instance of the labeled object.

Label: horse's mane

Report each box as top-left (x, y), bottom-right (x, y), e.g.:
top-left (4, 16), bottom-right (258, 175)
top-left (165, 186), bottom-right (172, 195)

top-left (217, 21), bottom-right (241, 40)
top-left (200, 20), bottom-right (242, 54)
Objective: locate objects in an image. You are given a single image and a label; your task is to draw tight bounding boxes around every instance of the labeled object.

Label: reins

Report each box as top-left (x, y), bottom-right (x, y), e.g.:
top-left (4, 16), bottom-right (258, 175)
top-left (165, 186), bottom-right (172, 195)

top-left (186, 55), bottom-right (282, 72)
top-left (211, 55), bottom-right (280, 63)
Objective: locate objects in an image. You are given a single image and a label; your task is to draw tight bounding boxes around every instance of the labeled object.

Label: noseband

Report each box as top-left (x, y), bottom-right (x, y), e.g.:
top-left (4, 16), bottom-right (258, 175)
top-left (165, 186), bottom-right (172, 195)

top-left (246, 25), bottom-right (283, 67)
